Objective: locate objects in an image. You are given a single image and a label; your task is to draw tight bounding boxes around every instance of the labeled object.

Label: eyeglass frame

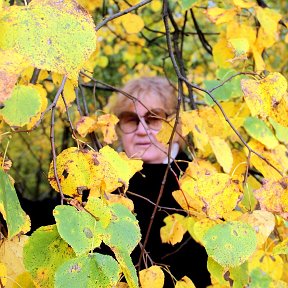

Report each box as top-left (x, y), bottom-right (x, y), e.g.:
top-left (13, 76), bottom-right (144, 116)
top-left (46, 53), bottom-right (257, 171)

top-left (117, 108), bottom-right (169, 134)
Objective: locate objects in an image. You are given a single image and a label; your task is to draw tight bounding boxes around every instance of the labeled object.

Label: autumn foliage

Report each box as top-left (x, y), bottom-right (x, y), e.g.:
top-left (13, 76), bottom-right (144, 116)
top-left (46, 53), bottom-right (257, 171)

top-left (0, 0), bottom-right (288, 287)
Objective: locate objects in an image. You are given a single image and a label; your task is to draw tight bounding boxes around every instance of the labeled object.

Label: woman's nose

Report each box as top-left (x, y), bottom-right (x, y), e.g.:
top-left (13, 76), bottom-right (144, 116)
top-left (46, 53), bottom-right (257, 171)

top-left (135, 118), bottom-right (149, 134)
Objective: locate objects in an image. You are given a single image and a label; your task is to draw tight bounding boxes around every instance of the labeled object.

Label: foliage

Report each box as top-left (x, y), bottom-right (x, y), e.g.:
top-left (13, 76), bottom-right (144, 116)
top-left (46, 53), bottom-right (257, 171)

top-left (0, 0), bottom-right (288, 287)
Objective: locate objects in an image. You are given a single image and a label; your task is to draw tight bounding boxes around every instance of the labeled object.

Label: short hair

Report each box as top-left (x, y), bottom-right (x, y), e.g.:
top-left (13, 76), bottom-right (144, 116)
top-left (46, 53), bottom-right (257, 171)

top-left (110, 76), bottom-right (177, 116)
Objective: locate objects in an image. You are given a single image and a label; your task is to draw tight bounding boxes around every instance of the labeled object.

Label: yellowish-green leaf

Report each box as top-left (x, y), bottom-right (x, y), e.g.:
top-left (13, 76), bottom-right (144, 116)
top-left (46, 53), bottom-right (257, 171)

top-left (0, 0), bottom-right (97, 81)
top-left (23, 225), bottom-right (76, 288)
top-left (273, 238), bottom-right (288, 255)
top-left (269, 117), bottom-right (288, 144)
top-left (248, 250), bottom-right (284, 280)
top-left (0, 84), bottom-right (42, 127)
top-left (228, 37), bottom-right (249, 58)
top-left (121, 14), bottom-right (144, 34)
top-left (209, 136), bottom-right (233, 173)
top-left (139, 265), bottom-right (164, 288)
top-left (0, 168), bottom-right (31, 239)
top-left (203, 221), bottom-right (257, 268)
top-left (243, 117), bottom-right (279, 149)
top-left (181, 0), bottom-right (198, 10)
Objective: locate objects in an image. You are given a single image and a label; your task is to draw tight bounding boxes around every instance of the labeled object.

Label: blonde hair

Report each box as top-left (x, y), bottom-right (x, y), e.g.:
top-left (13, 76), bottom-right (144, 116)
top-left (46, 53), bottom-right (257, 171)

top-left (110, 76), bottom-right (177, 116)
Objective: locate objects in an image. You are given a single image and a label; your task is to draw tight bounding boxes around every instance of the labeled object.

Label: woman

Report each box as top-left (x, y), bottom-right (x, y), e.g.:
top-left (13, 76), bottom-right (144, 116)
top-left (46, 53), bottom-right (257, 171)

top-left (110, 76), bottom-right (211, 288)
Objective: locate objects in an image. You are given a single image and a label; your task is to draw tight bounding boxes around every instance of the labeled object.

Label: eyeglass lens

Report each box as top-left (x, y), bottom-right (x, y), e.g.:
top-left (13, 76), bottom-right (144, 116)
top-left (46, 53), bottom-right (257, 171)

top-left (118, 109), bottom-right (167, 134)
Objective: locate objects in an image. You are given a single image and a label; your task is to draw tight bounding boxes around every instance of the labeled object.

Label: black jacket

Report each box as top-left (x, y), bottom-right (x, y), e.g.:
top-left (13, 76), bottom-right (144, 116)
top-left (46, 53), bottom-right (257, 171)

top-left (127, 152), bottom-right (211, 288)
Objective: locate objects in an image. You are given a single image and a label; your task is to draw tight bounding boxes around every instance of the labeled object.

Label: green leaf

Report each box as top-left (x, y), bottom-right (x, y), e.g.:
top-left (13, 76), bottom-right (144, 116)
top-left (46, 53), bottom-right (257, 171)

top-left (104, 203), bottom-right (141, 288)
top-left (250, 268), bottom-right (272, 288)
top-left (203, 221), bottom-right (257, 268)
top-left (55, 253), bottom-right (121, 288)
top-left (181, 0), bottom-right (198, 10)
top-left (204, 68), bottom-right (244, 106)
top-left (54, 205), bottom-right (106, 256)
top-left (269, 117), bottom-right (288, 144)
top-left (243, 117), bottom-right (279, 149)
top-left (0, 168), bottom-right (30, 238)
top-left (0, 0), bottom-right (96, 81)
top-left (23, 225), bottom-right (76, 288)
top-left (0, 85), bottom-right (42, 127)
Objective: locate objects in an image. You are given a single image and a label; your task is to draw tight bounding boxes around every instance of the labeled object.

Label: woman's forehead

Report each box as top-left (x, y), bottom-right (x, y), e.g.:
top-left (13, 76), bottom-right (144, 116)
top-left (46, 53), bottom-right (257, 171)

top-left (129, 93), bottom-right (165, 111)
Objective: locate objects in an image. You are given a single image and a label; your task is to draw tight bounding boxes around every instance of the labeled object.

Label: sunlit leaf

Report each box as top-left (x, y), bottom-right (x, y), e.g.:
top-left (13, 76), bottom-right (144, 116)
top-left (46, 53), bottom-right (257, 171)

top-left (203, 221), bottom-right (257, 268)
top-left (233, 0), bottom-right (255, 9)
top-left (84, 197), bottom-right (112, 229)
top-left (0, 235), bottom-right (29, 287)
top-left (54, 205), bottom-right (106, 255)
top-left (180, 173), bottom-right (242, 220)
top-left (0, 85), bottom-right (42, 127)
top-left (55, 253), bottom-right (121, 288)
top-left (0, 49), bottom-right (29, 103)
top-left (273, 238), bottom-right (288, 256)
top-left (269, 117), bottom-right (288, 144)
top-left (0, 262), bottom-right (7, 286)
top-left (205, 7), bottom-right (237, 25)
top-left (0, 0), bottom-right (97, 81)
top-left (121, 14), bottom-right (144, 34)
top-left (243, 117), bottom-right (279, 149)
top-left (139, 265), bottom-right (164, 288)
top-left (254, 177), bottom-right (288, 219)
top-left (248, 250), bottom-right (284, 280)
top-left (76, 116), bottom-right (97, 138)
top-left (96, 113), bottom-right (119, 144)
top-left (23, 225), bottom-right (76, 288)
top-left (209, 137), bottom-right (233, 173)
top-left (241, 72), bottom-right (287, 118)
top-left (212, 37), bottom-right (234, 68)
top-left (160, 214), bottom-right (187, 245)
top-left (239, 210), bottom-right (275, 247)
top-left (175, 276), bottom-right (196, 288)
top-left (0, 168), bottom-right (31, 239)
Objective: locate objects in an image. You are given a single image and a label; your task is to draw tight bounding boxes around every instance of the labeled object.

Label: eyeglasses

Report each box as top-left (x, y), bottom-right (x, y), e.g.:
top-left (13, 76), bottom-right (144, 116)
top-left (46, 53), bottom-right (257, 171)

top-left (117, 108), bottom-right (168, 134)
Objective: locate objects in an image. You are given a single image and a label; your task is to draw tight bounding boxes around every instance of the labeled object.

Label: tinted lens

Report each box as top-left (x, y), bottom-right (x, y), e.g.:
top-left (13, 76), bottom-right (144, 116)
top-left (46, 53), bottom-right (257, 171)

top-left (145, 109), bottom-right (167, 131)
top-left (118, 112), bottom-right (139, 133)
top-left (118, 109), bottom-right (167, 134)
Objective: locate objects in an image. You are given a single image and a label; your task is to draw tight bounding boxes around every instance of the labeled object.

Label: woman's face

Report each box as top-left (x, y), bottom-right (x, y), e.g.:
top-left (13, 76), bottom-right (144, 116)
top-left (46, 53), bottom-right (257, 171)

top-left (118, 96), bottom-right (171, 164)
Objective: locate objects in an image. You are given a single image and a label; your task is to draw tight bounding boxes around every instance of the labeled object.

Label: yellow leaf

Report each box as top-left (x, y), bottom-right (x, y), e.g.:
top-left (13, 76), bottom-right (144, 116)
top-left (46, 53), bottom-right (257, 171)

top-left (175, 276), bottom-right (196, 288)
top-left (0, 235), bottom-right (29, 287)
top-left (254, 177), bottom-right (288, 220)
top-left (205, 7), bottom-right (236, 25)
top-left (151, 0), bottom-right (162, 12)
top-left (248, 250), bottom-right (284, 280)
top-left (212, 36), bottom-right (234, 68)
top-left (76, 116), bottom-right (97, 138)
top-left (209, 136), bottom-right (233, 173)
top-left (180, 110), bottom-right (209, 151)
top-left (139, 266), bottom-right (164, 288)
top-left (230, 149), bottom-right (247, 177)
top-left (106, 194), bottom-right (134, 212)
top-left (255, 7), bottom-right (282, 39)
top-left (160, 214), bottom-right (187, 245)
top-left (121, 13), bottom-right (144, 34)
top-left (192, 218), bottom-right (220, 245)
top-left (228, 37), bottom-right (249, 60)
top-left (241, 72), bottom-right (287, 118)
top-left (96, 113), bottom-right (119, 144)
top-left (233, 0), bottom-right (255, 9)
top-left (180, 173), bottom-right (242, 220)
top-left (251, 44), bottom-right (266, 73)
top-left (156, 118), bottom-right (175, 146)
top-left (0, 263), bottom-right (7, 286)
top-left (246, 140), bottom-right (286, 181)
top-left (239, 210), bottom-right (275, 247)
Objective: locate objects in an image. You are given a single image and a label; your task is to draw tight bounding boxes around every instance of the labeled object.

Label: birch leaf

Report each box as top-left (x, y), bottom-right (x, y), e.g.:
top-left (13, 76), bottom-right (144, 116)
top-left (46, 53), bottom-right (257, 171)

top-left (121, 14), bottom-right (144, 34)
top-left (0, 85), bottom-right (42, 127)
top-left (209, 136), bottom-right (233, 173)
top-left (0, 0), bottom-right (97, 81)
top-left (203, 221), bottom-right (257, 268)
top-left (139, 266), bottom-right (164, 288)
top-left (241, 72), bottom-right (287, 118)
top-left (243, 117), bottom-right (279, 149)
